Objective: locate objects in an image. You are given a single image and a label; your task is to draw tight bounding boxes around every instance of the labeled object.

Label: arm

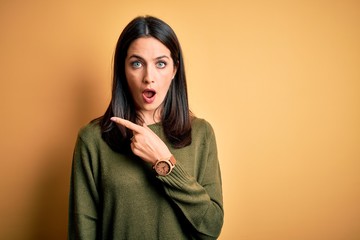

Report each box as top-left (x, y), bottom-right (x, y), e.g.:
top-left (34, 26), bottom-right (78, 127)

top-left (68, 134), bottom-right (99, 240)
top-left (110, 117), bottom-right (224, 239)
top-left (157, 123), bottom-right (224, 239)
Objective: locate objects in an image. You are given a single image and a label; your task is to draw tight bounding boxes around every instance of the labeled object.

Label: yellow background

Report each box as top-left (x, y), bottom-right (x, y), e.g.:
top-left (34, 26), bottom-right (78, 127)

top-left (1, 0), bottom-right (359, 239)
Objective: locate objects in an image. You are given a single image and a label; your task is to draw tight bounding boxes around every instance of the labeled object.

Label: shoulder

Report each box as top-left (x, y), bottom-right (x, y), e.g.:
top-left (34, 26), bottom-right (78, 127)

top-left (189, 117), bottom-right (218, 152)
top-left (77, 119), bottom-right (102, 144)
top-left (191, 117), bottom-right (215, 138)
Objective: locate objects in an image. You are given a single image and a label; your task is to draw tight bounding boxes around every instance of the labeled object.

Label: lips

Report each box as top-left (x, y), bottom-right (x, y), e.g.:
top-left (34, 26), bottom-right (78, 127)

top-left (142, 89), bottom-right (156, 103)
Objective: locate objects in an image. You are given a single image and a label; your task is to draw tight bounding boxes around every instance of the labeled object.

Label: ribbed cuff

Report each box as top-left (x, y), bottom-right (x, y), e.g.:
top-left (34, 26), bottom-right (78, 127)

top-left (156, 162), bottom-right (194, 189)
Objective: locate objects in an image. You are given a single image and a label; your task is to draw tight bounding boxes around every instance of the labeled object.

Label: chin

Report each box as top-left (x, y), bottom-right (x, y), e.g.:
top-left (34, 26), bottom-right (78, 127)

top-left (141, 104), bottom-right (160, 112)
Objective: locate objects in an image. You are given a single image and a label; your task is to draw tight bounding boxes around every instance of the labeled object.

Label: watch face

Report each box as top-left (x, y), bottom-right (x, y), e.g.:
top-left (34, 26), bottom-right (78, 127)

top-left (155, 161), bottom-right (171, 176)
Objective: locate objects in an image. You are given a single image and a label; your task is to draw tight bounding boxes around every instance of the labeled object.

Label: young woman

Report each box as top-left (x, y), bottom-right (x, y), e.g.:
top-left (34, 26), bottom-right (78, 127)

top-left (68, 16), bottom-right (224, 239)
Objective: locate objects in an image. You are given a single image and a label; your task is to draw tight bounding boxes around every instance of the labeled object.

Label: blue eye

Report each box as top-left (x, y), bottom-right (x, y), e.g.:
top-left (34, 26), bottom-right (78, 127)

top-left (131, 61), bottom-right (142, 69)
top-left (156, 61), bottom-right (166, 69)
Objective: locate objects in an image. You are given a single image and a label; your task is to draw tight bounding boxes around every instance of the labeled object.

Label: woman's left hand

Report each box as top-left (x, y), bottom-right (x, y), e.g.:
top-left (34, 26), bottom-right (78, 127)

top-left (110, 117), bottom-right (172, 165)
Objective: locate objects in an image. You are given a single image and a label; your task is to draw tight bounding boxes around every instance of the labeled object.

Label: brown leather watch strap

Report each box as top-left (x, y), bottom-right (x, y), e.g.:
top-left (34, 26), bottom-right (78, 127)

top-left (169, 155), bottom-right (176, 166)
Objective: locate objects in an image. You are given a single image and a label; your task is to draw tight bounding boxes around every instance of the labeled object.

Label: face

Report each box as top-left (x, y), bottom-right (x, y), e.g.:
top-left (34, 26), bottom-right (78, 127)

top-left (125, 37), bottom-right (177, 123)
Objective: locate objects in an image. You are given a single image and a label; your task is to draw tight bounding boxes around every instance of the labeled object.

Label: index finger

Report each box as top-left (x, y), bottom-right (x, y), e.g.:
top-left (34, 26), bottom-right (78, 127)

top-left (110, 117), bottom-right (144, 133)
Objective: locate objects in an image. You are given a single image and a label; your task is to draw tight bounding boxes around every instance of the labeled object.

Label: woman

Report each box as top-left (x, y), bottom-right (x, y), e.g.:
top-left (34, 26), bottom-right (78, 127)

top-left (68, 16), bottom-right (224, 240)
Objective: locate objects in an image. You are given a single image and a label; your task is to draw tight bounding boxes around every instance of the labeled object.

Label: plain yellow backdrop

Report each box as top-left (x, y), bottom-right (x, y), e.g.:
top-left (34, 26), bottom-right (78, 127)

top-left (1, 0), bottom-right (359, 239)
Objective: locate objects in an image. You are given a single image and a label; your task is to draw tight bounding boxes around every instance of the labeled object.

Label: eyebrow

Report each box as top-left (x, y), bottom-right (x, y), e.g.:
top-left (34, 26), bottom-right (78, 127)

top-left (128, 54), bottom-right (170, 61)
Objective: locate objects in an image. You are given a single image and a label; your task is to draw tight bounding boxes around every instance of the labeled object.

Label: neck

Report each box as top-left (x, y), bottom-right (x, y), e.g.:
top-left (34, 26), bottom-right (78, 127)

top-left (137, 109), bottom-right (162, 125)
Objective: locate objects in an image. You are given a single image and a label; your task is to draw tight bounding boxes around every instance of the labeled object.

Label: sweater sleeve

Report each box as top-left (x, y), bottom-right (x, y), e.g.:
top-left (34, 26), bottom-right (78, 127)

top-left (156, 122), bottom-right (224, 239)
top-left (68, 133), bottom-right (99, 240)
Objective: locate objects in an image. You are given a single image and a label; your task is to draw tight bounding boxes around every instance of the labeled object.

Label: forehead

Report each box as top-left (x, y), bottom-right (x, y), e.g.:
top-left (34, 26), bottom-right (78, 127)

top-left (127, 37), bottom-right (171, 58)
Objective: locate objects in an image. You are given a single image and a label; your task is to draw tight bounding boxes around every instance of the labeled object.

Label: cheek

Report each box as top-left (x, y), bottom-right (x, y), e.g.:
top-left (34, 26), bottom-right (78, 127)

top-left (125, 71), bottom-right (140, 88)
top-left (160, 69), bottom-right (175, 83)
top-left (160, 78), bottom-right (173, 95)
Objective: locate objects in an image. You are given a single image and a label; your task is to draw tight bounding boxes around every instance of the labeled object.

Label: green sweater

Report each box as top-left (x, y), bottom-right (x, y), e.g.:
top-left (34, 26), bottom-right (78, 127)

top-left (68, 118), bottom-right (224, 240)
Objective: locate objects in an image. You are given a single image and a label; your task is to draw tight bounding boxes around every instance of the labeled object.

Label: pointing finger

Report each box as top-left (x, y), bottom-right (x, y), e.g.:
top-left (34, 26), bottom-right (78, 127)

top-left (110, 117), bottom-right (144, 133)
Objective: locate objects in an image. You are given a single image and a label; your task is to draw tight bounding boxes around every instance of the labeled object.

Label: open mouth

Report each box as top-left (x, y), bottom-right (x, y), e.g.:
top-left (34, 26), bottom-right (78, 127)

top-left (142, 89), bottom-right (156, 103)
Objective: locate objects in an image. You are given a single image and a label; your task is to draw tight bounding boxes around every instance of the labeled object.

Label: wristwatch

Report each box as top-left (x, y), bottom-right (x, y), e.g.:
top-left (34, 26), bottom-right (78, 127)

top-left (153, 155), bottom-right (176, 176)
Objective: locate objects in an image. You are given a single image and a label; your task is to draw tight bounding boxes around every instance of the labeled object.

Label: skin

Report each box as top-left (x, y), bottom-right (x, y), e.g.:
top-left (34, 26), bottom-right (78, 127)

top-left (125, 37), bottom-right (177, 124)
top-left (110, 117), bottom-right (171, 165)
top-left (111, 37), bottom-right (177, 165)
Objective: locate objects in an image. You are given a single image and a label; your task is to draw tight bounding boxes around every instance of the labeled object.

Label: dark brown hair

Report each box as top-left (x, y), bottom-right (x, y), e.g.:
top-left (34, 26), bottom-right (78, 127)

top-left (99, 16), bottom-right (192, 152)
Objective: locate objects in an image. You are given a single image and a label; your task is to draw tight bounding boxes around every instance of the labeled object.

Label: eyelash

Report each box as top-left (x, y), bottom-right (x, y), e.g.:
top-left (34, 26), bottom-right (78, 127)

top-left (131, 61), bottom-right (142, 69)
top-left (130, 61), bottom-right (167, 69)
top-left (156, 61), bottom-right (167, 68)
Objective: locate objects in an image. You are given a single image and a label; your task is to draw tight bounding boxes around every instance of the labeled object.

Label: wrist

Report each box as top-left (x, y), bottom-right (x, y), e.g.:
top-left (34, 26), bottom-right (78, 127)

top-left (153, 155), bottom-right (176, 176)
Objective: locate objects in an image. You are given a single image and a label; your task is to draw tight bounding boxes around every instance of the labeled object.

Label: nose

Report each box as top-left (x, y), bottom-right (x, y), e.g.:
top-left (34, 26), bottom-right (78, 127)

top-left (143, 65), bottom-right (155, 84)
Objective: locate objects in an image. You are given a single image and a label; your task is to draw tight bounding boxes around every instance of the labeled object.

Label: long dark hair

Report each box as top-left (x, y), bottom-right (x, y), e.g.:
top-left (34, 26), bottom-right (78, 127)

top-left (99, 16), bottom-right (192, 152)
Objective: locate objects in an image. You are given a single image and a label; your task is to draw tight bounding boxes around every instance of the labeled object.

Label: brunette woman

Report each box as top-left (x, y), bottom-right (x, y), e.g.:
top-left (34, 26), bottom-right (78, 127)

top-left (68, 16), bottom-right (224, 239)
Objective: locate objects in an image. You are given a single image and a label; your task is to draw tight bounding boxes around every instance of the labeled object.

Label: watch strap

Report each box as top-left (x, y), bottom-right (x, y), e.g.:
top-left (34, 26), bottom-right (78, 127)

top-left (168, 155), bottom-right (176, 166)
top-left (153, 155), bottom-right (176, 176)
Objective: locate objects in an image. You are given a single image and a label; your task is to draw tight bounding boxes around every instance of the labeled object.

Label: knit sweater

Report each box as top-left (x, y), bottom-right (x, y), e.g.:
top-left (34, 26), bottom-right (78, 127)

top-left (68, 117), bottom-right (224, 240)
